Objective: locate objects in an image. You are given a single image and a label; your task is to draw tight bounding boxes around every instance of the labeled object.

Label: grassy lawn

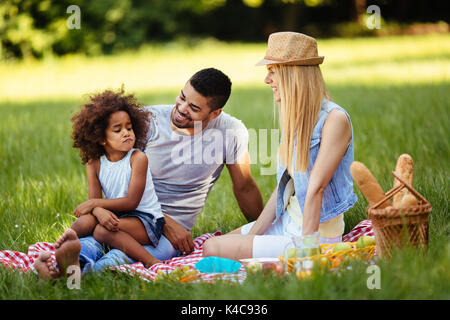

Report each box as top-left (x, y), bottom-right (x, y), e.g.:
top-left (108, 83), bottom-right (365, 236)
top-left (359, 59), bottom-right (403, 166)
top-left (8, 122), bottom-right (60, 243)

top-left (0, 34), bottom-right (449, 299)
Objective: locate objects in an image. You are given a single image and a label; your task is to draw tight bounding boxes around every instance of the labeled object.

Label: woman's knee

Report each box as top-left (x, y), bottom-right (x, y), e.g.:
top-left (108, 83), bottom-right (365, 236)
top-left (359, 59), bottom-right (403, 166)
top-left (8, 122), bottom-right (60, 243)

top-left (202, 238), bottom-right (214, 257)
top-left (202, 238), bottom-right (219, 257)
top-left (203, 235), bottom-right (254, 259)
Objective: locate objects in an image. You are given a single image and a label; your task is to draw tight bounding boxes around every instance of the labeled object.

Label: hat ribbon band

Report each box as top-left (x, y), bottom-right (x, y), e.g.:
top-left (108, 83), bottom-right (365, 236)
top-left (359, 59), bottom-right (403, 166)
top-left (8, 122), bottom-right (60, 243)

top-left (264, 55), bottom-right (319, 62)
top-left (264, 56), bottom-right (293, 62)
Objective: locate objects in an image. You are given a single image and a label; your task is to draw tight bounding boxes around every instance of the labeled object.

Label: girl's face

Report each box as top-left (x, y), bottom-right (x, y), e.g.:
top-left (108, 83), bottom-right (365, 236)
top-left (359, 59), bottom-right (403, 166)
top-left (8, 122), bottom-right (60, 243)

top-left (103, 111), bottom-right (135, 156)
top-left (264, 65), bottom-right (281, 103)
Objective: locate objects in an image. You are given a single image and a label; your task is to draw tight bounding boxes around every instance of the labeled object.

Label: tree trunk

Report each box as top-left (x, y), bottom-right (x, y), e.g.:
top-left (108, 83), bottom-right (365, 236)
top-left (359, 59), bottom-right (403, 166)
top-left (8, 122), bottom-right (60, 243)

top-left (282, 3), bottom-right (301, 31)
top-left (396, 0), bottom-right (409, 21)
top-left (350, 0), bottom-right (366, 24)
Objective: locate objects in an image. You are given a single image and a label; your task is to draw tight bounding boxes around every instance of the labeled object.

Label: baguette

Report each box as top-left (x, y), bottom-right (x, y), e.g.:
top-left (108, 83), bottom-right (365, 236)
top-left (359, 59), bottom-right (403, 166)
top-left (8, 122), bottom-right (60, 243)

top-left (394, 194), bottom-right (418, 209)
top-left (350, 161), bottom-right (391, 208)
top-left (393, 154), bottom-right (414, 205)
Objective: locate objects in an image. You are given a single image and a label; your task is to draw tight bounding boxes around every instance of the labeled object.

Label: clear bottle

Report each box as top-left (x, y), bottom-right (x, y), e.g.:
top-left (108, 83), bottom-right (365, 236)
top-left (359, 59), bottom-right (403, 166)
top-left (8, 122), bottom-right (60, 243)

top-left (300, 232), bottom-right (320, 272)
top-left (283, 237), bottom-right (303, 274)
top-left (282, 232), bottom-right (320, 274)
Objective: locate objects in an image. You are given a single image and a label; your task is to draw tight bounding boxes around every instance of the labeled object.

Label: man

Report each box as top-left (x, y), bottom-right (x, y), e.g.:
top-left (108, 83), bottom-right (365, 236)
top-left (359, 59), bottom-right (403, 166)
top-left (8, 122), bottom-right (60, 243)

top-left (35, 68), bottom-right (263, 276)
top-left (143, 68), bottom-right (263, 255)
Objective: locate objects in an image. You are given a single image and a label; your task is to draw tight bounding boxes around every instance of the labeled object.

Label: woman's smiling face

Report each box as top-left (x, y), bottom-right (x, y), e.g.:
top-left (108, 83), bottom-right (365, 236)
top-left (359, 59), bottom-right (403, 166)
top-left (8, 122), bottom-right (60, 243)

top-left (264, 65), bottom-right (281, 103)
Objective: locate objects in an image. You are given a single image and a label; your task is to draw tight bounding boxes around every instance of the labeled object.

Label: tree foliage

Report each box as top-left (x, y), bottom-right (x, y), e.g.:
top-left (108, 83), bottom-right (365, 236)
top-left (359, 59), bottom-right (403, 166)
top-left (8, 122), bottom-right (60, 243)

top-left (0, 0), bottom-right (447, 60)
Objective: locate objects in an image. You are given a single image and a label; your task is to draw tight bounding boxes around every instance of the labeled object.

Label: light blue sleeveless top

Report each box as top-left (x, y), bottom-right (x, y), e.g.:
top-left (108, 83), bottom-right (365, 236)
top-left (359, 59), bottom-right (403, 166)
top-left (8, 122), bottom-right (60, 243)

top-left (274, 99), bottom-right (357, 225)
top-left (99, 148), bottom-right (163, 218)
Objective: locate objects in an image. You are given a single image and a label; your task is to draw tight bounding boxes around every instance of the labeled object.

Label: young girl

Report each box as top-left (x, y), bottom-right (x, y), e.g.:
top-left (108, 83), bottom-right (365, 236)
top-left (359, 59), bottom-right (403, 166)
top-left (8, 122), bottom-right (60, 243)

top-left (60, 88), bottom-right (165, 270)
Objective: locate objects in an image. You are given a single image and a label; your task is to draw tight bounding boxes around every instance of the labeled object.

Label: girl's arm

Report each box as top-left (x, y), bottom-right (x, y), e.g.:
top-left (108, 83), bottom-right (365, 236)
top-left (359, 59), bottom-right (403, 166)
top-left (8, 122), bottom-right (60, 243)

top-left (247, 188), bottom-right (277, 235)
top-left (302, 109), bottom-right (352, 235)
top-left (87, 159), bottom-right (102, 199)
top-left (74, 151), bottom-right (148, 216)
top-left (73, 160), bottom-right (102, 218)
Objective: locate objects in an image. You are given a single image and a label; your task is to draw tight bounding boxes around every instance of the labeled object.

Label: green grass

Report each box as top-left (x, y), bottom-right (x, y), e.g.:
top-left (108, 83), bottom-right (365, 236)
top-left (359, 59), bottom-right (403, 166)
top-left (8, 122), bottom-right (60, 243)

top-left (0, 34), bottom-right (449, 299)
top-left (1, 34), bottom-right (448, 102)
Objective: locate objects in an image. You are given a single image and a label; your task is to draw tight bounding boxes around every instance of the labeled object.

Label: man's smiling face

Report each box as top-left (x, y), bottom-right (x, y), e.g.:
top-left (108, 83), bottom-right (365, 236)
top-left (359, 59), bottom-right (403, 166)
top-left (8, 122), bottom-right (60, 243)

top-left (171, 81), bottom-right (220, 130)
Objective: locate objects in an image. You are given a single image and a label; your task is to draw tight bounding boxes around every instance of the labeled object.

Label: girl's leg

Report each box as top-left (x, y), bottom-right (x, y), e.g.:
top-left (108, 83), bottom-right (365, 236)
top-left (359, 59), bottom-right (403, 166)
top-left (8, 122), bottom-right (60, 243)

top-left (54, 214), bottom-right (97, 249)
top-left (202, 234), bottom-right (255, 260)
top-left (116, 217), bottom-right (153, 245)
top-left (70, 214), bottom-right (98, 238)
top-left (93, 218), bottom-right (160, 267)
top-left (93, 236), bottom-right (178, 273)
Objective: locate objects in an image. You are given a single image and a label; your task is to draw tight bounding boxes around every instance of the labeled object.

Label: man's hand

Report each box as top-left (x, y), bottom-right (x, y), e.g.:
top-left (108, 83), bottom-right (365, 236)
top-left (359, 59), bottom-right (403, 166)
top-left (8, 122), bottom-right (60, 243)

top-left (92, 207), bottom-right (119, 232)
top-left (74, 199), bottom-right (99, 218)
top-left (163, 215), bottom-right (194, 254)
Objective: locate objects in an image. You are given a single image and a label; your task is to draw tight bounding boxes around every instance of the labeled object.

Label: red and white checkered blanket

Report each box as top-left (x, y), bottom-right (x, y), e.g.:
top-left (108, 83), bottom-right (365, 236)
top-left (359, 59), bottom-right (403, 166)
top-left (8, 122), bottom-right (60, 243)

top-left (0, 220), bottom-right (374, 282)
top-left (342, 219), bottom-right (374, 242)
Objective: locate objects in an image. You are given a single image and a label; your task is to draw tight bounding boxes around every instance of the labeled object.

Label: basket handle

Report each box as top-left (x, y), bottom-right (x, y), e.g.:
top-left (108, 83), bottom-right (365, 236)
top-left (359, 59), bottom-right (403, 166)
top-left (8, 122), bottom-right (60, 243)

top-left (391, 171), bottom-right (428, 203)
top-left (369, 171), bottom-right (428, 210)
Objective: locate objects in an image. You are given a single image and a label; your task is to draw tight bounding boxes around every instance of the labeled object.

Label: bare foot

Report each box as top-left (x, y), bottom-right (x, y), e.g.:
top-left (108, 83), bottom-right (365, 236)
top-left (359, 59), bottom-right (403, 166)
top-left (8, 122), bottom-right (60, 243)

top-left (55, 228), bottom-right (81, 277)
top-left (47, 257), bottom-right (58, 277)
top-left (34, 252), bottom-right (56, 279)
top-left (54, 228), bottom-right (76, 249)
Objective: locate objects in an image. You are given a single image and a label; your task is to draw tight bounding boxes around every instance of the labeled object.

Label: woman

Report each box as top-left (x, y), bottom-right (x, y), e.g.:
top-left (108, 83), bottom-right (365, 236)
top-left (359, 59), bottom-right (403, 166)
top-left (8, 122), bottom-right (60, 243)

top-left (203, 32), bottom-right (357, 260)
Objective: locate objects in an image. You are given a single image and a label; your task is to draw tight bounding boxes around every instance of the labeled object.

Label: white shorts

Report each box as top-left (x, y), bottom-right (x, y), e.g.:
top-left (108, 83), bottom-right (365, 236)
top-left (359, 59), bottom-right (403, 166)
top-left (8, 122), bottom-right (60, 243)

top-left (241, 213), bottom-right (342, 258)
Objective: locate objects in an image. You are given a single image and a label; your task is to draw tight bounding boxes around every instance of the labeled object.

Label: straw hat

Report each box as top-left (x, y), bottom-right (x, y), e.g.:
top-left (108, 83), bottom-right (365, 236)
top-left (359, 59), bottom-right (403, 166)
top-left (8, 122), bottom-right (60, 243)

top-left (256, 32), bottom-right (324, 66)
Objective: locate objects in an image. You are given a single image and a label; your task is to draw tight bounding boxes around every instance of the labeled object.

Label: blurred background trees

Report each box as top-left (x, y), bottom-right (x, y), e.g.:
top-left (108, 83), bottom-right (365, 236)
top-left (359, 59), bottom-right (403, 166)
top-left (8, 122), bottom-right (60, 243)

top-left (0, 0), bottom-right (448, 60)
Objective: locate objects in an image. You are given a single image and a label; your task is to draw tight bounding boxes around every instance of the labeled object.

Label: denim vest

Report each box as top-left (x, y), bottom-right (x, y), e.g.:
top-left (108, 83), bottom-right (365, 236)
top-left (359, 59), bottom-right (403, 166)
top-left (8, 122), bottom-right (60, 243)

top-left (274, 99), bottom-right (357, 226)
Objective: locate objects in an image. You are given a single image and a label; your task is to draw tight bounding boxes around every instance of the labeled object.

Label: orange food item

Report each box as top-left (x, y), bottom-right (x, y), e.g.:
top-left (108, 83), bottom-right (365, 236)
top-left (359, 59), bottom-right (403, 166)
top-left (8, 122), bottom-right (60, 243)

top-left (394, 194), bottom-right (418, 209)
top-left (350, 161), bottom-right (391, 208)
top-left (393, 154), bottom-right (414, 205)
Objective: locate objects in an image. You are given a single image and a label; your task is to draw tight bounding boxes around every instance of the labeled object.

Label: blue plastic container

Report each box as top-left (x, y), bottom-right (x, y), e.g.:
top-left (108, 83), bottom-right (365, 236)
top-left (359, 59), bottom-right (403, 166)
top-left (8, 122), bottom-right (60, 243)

top-left (194, 256), bottom-right (242, 273)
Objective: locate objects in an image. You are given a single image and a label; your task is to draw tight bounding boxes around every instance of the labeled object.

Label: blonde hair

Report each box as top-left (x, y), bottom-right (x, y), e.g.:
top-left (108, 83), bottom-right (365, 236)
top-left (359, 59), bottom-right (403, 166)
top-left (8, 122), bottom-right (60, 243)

top-left (274, 64), bottom-right (330, 173)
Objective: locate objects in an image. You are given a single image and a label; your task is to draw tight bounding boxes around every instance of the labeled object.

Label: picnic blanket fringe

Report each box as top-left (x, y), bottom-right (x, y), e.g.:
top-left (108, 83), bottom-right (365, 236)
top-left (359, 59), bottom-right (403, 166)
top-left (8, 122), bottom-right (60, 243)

top-left (0, 220), bottom-right (374, 283)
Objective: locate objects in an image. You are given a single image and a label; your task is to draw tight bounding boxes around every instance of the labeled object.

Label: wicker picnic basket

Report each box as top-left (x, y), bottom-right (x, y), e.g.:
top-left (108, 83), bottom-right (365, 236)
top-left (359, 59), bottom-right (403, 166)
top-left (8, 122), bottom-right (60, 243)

top-left (366, 171), bottom-right (432, 259)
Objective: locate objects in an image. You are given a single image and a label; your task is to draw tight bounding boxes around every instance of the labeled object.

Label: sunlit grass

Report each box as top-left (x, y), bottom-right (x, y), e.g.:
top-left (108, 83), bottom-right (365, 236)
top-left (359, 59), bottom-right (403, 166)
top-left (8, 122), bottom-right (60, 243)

top-left (0, 34), bottom-right (448, 101)
top-left (0, 35), bottom-right (449, 299)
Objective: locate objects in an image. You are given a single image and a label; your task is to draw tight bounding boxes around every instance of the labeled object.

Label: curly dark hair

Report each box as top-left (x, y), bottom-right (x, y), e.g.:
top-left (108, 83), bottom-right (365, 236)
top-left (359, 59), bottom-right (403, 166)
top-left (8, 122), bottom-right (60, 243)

top-left (71, 88), bottom-right (151, 164)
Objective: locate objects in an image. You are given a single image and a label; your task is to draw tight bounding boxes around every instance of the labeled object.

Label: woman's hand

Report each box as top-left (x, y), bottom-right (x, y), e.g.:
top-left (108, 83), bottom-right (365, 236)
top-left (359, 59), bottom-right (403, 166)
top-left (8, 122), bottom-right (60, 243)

top-left (92, 207), bottom-right (119, 232)
top-left (74, 199), bottom-right (99, 217)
